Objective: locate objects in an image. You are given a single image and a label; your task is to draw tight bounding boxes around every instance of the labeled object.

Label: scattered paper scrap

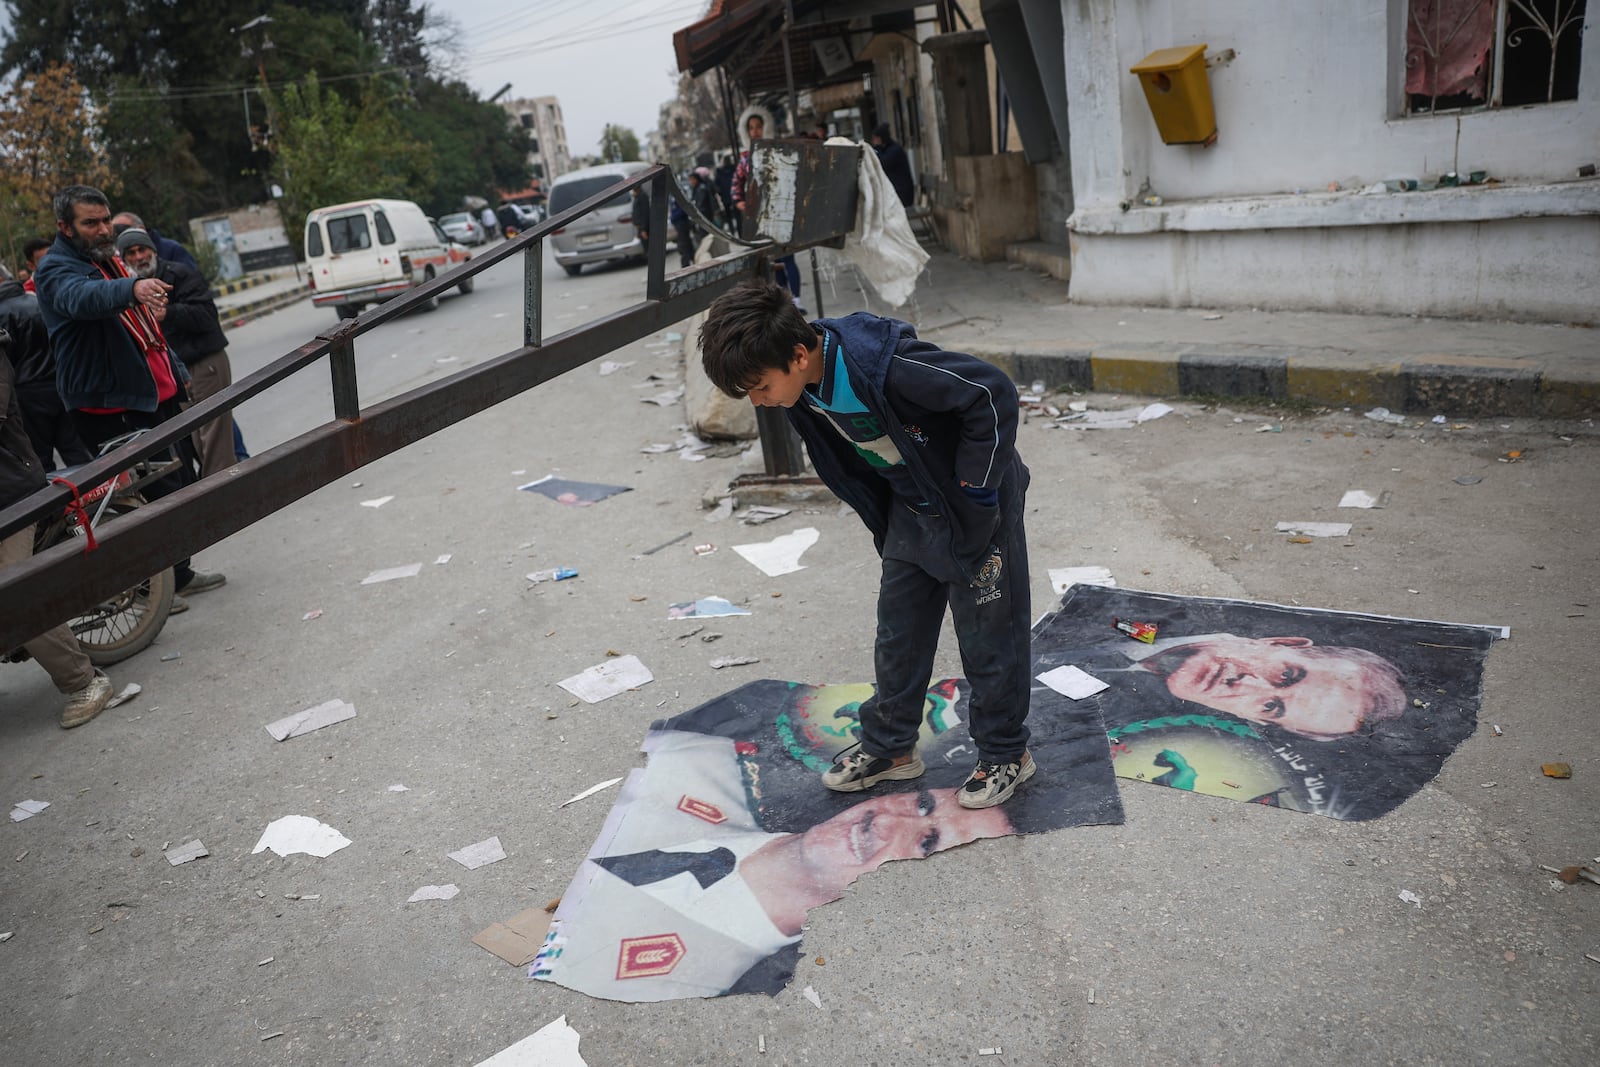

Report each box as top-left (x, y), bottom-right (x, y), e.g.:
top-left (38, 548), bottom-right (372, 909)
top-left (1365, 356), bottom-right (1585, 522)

top-left (473, 908), bottom-right (558, 967)
top-left (1338, 490), bottom-right (1389, 509)
top-left (559, 777), bottom-right (623, 808)
top-left (475, 1015), bottom-right (588, 1066)
top-left (408, 884), bottom-right (461, 903)
top-left (693, 543), bottom-right (716, 556)
top-left (1037, 665), bottom-right (1109, 700)
top-left (251, 815), bottom-right (352, 859)
top-left (164, 839), bottom-right (209, 866)
top-left (1047, 566), bottom-right (1116, 593)
top-left (667, 597), bottom-right (749, 620)
top-left (709, 656), bottom-right (760, 669)
top-left (733, 527), bottom-right (819, 576)
top-left (1364, 407), bottom-right (1407, 425)
top-left (9, 800), bottom-right (49, 822)
top-left (802, 986), bottom-right (823, 1009)
top-left (558, 655), bottom-right (653, 703)
top-left (301, 609), bottom-right (323, 621)
top-left (388, 783), bottom-right (409, 792)
top-left (527, 567), bottom-right (580, 583)
top-left (434, 554), bottom-right (453, 565)
top-left (740, 505), bottom-right (791, 525)
top-left (361, 563), bottom-right (423, 585)
top-left (1399, 889), bottom-right (1423, 908)
top-left (449, 836), bottom-right (507, 870)
top-left (160, 651), bottom-right (181, 662)
top-left (105, 682), bottom-right (142, 709)
top-left (265, 699), bottom-right (356, 741)
top-left (0, 932), bottom-right (13, 942)
top-left (1275, 521), bottom-right (1353, 538)
top-left (360, 496), bottom-right (395, 508)
top-left (598, 360), bottom-right (633, 376)
top-left (979, 1049), bottom-right (1004, 1057)
top-left (519, 475), bottom-right (631, 507)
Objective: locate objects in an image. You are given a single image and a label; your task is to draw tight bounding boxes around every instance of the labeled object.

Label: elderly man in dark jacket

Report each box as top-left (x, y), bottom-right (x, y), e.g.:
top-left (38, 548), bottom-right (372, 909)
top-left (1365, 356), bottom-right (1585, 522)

top-left (0, 267), bottom-right (90, 468)
top-left (110, 211), bottom-right (199, 272)
top-left (33, 185), bottom-right (225, 599)
top-left (870, 123), bottom-right (916, 208)
top-left (0, 343), bottom-right (116, 728)
top-left (117, 227), bottom-right (235, 479)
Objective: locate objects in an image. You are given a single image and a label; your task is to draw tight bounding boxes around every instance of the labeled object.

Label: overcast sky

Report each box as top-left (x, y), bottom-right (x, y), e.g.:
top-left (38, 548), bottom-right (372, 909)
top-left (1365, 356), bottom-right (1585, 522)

top-left (430, 0), bottom-right (704, 155)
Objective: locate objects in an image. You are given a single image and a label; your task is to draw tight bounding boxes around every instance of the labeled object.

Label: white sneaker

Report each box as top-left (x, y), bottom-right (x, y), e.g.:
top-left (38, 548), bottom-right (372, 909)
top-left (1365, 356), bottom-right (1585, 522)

top-left (60, 669), bottom-right (113, 729)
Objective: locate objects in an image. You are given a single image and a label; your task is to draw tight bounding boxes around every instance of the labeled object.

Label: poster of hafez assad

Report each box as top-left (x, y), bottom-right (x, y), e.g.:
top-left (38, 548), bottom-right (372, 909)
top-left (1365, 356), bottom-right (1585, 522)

top-left (532, 583), bottom-right (1503, 1002)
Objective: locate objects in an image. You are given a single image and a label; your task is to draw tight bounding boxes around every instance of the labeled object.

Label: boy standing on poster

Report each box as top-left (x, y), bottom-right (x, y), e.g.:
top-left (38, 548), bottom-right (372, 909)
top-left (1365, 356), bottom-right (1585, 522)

top-left (699, 281), bottom-right (1035, 808)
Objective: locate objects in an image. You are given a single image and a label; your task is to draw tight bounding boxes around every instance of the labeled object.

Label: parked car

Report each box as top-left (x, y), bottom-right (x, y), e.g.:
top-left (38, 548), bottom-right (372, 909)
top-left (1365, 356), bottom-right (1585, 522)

top-left (438, 211), bottom-right (486, 246)
top-left (304, 198), bottom-right (470, 319)
top-left (428, 218), bottom-right (476, 275)
top-left (548, 162), bottom-right (650, 277)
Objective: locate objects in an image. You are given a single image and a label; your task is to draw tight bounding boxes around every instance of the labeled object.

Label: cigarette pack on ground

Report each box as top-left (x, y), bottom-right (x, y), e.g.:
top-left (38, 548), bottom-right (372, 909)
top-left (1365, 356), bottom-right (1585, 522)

top-left (1112, 617), bottom-right (1158, 644)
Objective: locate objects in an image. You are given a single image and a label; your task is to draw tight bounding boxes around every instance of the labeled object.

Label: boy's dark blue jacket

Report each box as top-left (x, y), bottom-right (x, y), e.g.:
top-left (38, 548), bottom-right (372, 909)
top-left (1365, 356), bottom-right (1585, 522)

top-left (792, 312), bottom-right (1028, 584)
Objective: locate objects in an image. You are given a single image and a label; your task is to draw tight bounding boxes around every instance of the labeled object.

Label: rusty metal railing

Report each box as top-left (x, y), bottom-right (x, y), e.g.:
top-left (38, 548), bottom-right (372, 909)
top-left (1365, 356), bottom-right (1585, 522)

top-left (1, 152), bottom-right (859, 652)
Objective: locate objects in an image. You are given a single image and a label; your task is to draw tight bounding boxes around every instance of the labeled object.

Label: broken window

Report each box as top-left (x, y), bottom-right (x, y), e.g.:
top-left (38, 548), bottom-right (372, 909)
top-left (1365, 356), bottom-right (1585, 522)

top-left (1405, 0), bottom-right (1585, 114)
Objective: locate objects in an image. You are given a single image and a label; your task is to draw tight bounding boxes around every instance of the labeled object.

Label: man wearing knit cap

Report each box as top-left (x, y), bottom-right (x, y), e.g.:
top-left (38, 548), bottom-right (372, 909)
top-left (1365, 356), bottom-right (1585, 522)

top-left (117, 227), bottom-right (237, 480)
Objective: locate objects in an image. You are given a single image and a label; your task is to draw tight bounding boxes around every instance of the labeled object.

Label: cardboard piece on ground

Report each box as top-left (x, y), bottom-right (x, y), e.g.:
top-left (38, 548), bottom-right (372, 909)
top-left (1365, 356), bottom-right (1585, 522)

top-left (265, 698), bottom-right (356, 741)
top-left (558, 655), bottom-right (653, 703)
top-left (475, 1015), bottom-right (587, 1066)
top-left (361, 563), bottom-right (423, 585)
top-left (448, 836), bottom-right (507, 870)
top-left (473, 907), bottom-right (557, 967)
top-left (165, 839), bottom-right (209, 865)
top-left (1037, 665), bottom-right (1110, 700)
top-left (732, 527), bottom-right (819, 577)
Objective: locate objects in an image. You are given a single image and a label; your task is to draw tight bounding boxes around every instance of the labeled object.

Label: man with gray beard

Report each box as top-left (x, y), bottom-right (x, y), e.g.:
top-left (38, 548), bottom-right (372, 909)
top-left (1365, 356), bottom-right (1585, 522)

top-left (117, 227), bottom-right (235, 479)
top-left (32, 185), bottom-right (225, 600)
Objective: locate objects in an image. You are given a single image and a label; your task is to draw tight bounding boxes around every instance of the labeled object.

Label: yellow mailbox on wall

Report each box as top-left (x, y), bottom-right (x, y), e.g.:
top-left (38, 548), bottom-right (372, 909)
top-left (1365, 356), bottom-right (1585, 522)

top-left (1130, 44), bottom-right (1217, 146)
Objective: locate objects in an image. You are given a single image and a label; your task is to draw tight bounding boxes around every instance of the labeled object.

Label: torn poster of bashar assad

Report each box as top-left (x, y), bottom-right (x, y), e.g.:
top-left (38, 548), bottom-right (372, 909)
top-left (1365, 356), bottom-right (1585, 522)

top-left (1031, 584), bottom-right (1505, 821)
top-left (534, 677), bottom-right (1123, 1002)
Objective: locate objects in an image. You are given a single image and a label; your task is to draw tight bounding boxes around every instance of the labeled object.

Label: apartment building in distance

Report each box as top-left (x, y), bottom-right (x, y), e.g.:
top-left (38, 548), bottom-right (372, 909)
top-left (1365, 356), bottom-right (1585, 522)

top-left (501, 95), bottom-right (573, 187)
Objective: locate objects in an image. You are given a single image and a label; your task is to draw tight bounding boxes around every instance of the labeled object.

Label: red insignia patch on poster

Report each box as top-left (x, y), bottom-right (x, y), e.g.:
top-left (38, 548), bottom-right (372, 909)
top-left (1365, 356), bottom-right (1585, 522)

top-left (677, 795), bottom-right (727, 824)
top-left (617, 933), bottom-right (686, 979)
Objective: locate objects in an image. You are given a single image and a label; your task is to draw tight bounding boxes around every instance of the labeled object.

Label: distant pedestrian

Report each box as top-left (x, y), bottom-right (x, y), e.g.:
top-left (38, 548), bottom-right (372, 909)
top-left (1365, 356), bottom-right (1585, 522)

top-left (0, 347), bottom-right (117, 729)
top-left (715, 154), bottom-right (737, 230)
top-left (480, 205), bottom-right (499, 241)
top-left (670, 183), bottom-right (693, 268)
top-left (699, 280), bottom-right (1036, 809)
top-left (631, 185), bottom-right (652, 246)
top-left (118, 227), bottom-right (236, 480)
top-left (21, 236), bottom-right (51, 294)
top-left (871, 123), bottom-right (916, 207)
top-left (33, 186), bottom-right (226, 602)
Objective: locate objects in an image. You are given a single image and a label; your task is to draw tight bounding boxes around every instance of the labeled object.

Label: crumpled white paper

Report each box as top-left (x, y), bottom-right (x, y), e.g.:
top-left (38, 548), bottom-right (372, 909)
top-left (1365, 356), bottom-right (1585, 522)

top-left (251, 815), bottom-right (352, 859)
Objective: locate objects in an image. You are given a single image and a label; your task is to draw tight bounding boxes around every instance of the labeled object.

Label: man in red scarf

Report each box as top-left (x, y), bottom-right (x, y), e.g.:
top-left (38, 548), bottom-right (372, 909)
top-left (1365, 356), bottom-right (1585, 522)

top-left (33, 186), bottom-right (226, 600)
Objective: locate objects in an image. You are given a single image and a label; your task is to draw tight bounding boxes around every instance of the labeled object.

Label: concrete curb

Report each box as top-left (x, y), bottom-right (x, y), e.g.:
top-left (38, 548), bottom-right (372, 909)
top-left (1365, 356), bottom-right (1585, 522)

top-left (209, 270), bottom-right (295, 299)
top-left (973, 341), bottom-right (1600, 417)
top-left (219, 287), bottom-right (311, 332)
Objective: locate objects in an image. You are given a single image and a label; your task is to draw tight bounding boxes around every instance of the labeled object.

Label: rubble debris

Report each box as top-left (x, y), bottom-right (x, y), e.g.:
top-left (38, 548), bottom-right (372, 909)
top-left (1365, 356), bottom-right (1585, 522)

top-left (1542, 763), bottom-right (1573, 779)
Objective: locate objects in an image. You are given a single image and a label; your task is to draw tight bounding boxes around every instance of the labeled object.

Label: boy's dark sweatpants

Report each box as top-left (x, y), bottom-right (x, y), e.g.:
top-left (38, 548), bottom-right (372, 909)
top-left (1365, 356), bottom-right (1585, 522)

top-left (860, 502), bottom-right (1032, 763)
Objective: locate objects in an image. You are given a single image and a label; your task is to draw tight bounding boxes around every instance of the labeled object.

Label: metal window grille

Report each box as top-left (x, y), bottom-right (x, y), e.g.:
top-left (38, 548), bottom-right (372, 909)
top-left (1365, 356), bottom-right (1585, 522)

top-left (1404, 0), bottom-right (1585, 114)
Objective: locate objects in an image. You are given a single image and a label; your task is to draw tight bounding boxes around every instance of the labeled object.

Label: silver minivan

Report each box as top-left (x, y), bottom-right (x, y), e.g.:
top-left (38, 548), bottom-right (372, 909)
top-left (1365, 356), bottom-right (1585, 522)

top-left (548, 162), bottom-right (650, 277)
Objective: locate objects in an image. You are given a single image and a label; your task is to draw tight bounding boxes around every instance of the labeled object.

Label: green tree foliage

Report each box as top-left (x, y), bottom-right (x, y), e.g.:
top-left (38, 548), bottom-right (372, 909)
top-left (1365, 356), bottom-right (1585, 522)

top-left (599, 124), bottom-right (642, 163)
top-left (266, 73), bottom-right (433, 250)
top-left (0, 0), bottom-right (528, 246)
top-left (406, 78), bottom-right (532, 215)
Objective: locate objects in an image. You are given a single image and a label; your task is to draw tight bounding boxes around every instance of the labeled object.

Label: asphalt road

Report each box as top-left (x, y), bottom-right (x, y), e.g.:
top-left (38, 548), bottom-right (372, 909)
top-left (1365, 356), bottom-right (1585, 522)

top-left (2, 242), bottom-right (1597, 1066)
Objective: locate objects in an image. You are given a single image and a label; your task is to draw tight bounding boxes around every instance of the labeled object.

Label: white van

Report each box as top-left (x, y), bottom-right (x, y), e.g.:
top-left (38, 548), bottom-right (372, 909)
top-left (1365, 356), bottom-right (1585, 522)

top-left (548, 162), bottom-right (650, 276)
top-left (304, 198), bottom-right (471, 319)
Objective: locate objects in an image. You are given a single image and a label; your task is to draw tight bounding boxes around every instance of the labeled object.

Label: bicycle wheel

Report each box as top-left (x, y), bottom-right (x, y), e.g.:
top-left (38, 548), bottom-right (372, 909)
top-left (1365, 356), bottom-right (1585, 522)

top-left (71, 566), bottom-right (176, 666)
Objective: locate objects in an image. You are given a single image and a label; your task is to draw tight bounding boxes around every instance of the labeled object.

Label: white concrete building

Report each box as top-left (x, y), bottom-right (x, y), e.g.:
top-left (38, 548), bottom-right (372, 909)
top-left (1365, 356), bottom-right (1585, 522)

top-left (502, 96), bottom-right (572, 185)
top-left (1052, 0), bottom-right (1599, 321)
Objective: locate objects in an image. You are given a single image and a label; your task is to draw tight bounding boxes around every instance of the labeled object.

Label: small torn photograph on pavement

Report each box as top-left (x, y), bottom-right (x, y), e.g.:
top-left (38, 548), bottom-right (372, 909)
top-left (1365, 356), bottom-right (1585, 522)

top-left (519, 475), bottom-right (631, 507)
top-left (1033, 584), bottom-right (1505, 821)
top-left (534, 677), bottom-right (1123, 1002)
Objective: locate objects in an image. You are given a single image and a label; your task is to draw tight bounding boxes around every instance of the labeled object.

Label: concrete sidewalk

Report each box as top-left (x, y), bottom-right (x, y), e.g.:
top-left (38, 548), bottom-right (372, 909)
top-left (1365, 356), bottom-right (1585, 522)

top-left (815, 250), bottom-right (1598, 417)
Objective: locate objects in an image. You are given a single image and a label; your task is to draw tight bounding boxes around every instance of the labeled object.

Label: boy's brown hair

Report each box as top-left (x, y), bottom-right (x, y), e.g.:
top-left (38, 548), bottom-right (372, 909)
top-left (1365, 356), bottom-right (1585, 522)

top-left (699, 279), bottom-right (814, 398)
